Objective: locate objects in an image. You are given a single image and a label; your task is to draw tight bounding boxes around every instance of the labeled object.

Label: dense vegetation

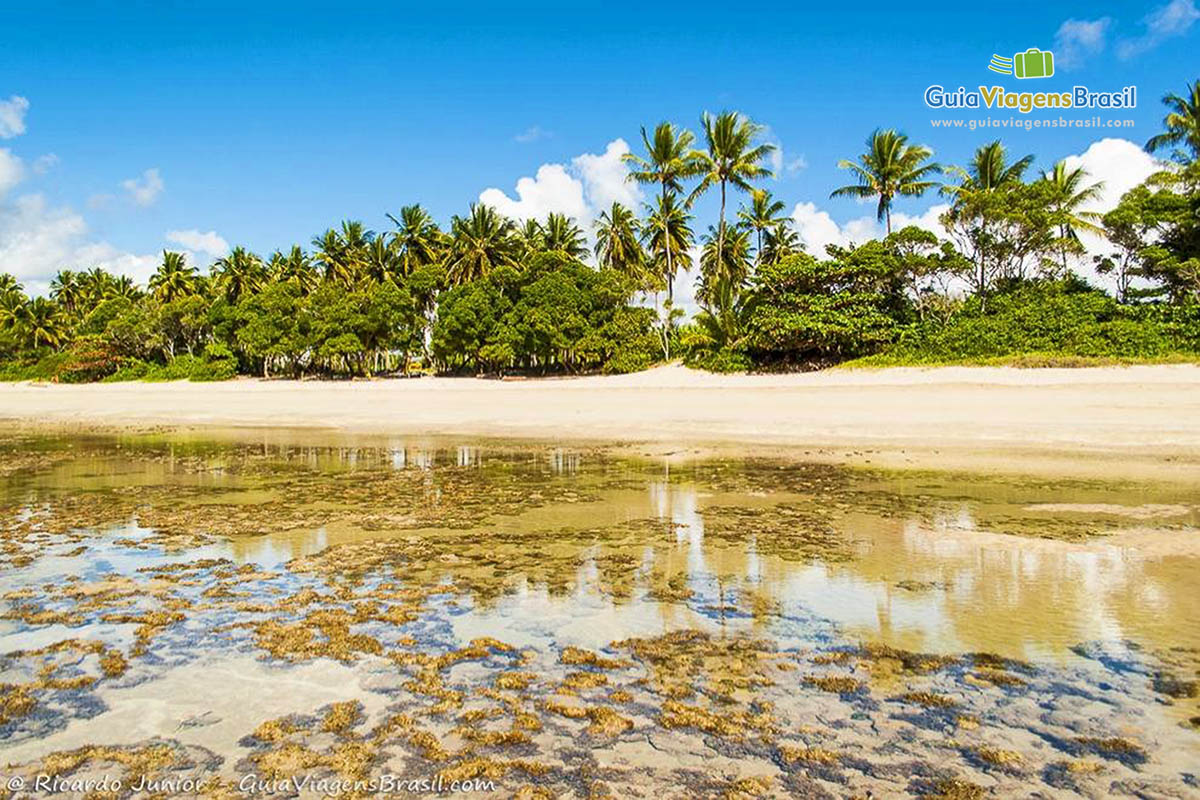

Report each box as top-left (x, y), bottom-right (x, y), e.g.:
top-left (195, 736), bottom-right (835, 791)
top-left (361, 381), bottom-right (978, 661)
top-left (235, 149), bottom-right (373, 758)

top-left (2, 80), bottom-right (1199, 381)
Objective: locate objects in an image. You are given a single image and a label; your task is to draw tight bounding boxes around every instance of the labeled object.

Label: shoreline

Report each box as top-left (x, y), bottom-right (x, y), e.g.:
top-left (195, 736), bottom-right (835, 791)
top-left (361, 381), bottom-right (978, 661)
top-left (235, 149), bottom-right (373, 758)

top-left (3, 363), bottom-right (1200, 480)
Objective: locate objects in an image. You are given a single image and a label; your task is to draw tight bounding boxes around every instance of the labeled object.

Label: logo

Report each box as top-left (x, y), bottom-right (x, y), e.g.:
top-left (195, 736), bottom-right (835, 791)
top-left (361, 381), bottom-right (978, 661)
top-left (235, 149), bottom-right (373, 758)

top-left (988, 48), bottom-right (1055, 79)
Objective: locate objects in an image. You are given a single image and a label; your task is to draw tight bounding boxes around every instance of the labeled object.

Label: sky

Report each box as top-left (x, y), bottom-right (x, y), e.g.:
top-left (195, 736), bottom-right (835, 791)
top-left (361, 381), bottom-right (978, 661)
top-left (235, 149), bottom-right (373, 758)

top-left (1, 0), bottom-right (1197, 297)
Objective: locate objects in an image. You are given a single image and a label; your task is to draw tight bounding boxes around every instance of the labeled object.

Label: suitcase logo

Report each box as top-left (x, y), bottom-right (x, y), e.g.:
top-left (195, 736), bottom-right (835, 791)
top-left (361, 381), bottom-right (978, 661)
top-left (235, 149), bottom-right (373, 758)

top-left (988, 48), bottom-right (1055, 79)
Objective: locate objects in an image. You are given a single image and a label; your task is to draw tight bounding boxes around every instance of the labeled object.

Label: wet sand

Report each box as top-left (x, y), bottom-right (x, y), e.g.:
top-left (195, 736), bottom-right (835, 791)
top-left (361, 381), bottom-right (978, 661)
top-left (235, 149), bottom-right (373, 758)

top-left (3, 364), bottom-right (1200, 482)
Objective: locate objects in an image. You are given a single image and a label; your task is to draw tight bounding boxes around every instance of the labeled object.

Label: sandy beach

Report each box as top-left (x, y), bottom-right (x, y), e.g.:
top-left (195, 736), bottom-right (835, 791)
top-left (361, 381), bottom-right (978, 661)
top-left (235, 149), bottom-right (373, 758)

top-left (2, 364), bottom-right (1199, 475)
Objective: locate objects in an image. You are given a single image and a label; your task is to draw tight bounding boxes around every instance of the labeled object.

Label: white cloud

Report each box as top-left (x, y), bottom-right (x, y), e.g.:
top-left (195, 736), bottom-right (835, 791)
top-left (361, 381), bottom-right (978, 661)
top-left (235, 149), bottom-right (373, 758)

top-left (478, 138), bottom-right (642, 236)
top-left (789, 200), bottom-right (949, 257)
top-left (0, 149), bottom-right (23, 198)
top-left (0, 193), bottom-right (161, 296)
top-left (572, 139), bottom-right (640, 211)
top-left (1117, 0), bottom-right (1200, 58)
top-left (166, 228), bottom-right (229, 258)
top-left (1054, 17), bottom-right (1111, 68)
top-left (0, 96), bottom-right (30, 139)
top-left (1060, 137), bottom-right (1162, 286)
top-left (761, 126), bottom-right (807, 179)
top-left (32, 153), bottom-right (59, 175)
top-left (121, 167), bottom-right (165, 206)
top-left (514, 125), bottom-right (552, 144)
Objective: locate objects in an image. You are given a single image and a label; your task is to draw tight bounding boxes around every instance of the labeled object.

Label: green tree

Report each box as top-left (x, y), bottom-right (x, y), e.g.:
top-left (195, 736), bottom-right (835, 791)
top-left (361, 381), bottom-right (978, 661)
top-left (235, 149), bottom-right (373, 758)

top-left (1145, 79), bottom-right (1200, 163)
top-left (594, 202), bottom-right (652, 289)
top-left (149, 251), bottom-right (198, 303)
top-left (211, 246), bottom-right (266, 302)
top-left (689, 111), bottom-right (775, 276)
top-left (623, 122), bottom-right (700, 303)
top-left (760, 220), bottom-right (802, 266)
top-left (386, 204), bottom-right (445, 275)
top-left (832, 129), bottom-right (941, 234)
top-left (540, 213), bottom-right (589, 259)
top-left (1039, 161), bottom-right (1104, 276)
top-left (737, 189), bottom-right (788, 266)
top-left (21, 297), bottom-right (68, 349)
top-left (446, 204), bottom-right (519, 285)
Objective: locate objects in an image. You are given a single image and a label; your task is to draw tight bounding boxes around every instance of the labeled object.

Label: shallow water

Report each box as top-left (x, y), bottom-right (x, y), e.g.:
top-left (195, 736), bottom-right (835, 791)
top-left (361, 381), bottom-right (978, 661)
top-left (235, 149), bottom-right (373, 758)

top-left (0, 428), bottom-right (1197, 798)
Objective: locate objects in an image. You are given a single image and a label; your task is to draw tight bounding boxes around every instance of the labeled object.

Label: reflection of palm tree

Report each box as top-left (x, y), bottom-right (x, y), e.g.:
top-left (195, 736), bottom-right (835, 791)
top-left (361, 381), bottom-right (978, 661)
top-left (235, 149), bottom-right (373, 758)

top-left (446, 204), bottom-right (519, 284)
top-left (738, 189), bottom-right (787, 266)
top-left (149, 251), bottom-right (198, 303)
top-left (690, 111), bottom-right (775, 274)
top-left (624, 122), bottom-right (700, 302)
top-left (832, 128), bottom-right (941, 234)
top-left (386, 205), bottom-right (445, 275)
top-left (1145, 79), bottom-right (1200, 162)
top-left (541, 213), bottom-right (589, 259)
top-left (1040, 161), bottom-right (1105, 274)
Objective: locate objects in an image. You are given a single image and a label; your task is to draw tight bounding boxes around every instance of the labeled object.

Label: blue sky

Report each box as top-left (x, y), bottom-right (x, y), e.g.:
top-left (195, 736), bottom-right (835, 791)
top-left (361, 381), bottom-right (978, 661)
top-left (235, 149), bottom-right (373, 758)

top-left (1, 1), bottom-right (1197, 292)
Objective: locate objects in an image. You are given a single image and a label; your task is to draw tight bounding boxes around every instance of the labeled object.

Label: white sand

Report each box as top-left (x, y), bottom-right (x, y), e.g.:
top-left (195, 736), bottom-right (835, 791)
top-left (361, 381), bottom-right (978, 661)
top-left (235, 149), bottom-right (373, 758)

top-left (2, 364), bottom-right (1199, 466)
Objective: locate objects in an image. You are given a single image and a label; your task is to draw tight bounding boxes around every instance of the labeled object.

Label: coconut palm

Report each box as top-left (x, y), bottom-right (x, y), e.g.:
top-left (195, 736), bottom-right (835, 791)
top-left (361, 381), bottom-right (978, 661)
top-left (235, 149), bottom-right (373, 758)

top-left (445, 204), bottom-right (519, 284)
top-left (832, 129), bottom-right (942, 235)
top-left (313, 221), bottom-right (373, 285)
top-left (641, 192), bottom-right (694, 298)
top-left (108, 275), bottom-right (140, 300)
top-left (0, 291), bottom-right (26, 334)
top-left (269, 246), bottom-right (321, 295)
top-left (1145, 79), bottom-right (1200, 163)
top-left (737, 189), bottom-right (788, 266)
top-left (948, 140), bottom-right (1033, 194)
top-left (624, 122), bottom-right (701, 302)
top-left (386, 205), bottom-right (445, 275)
top-left (699, 224), bottom-right (753, 308)
top-left (211, 246), bottom-right (266, 302)
top-left (49, 270), bottom-right (83, 316)
top-left (761, 220), bottom-right (802, 266)
top-left (1040, 161), bottom-right (1105, 274)
top-left (594, 202), bottom-right (651, 287)
top-left (0, 274), bottom-right (22, 300)
top-left (21, 297), bottom-right (67, 349)
top-left (689, 111), bottom-right (775, 273)
top-left (79, 268), bottom-right (115, 307)
top-left (541, 213), bottom-right (589, 259)
top-left (363, 235), bottom-right (403, 285)
top-left (149, 251), bottom-right (198, 303)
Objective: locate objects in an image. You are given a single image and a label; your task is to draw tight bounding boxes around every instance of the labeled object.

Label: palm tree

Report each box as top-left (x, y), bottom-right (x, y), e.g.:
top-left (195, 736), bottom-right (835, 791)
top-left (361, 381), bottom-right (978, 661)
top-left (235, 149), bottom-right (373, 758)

top-left (689, 111), bottom-right (775, 275)
top-left (21, 297), bottom-right (67, 349)
top-left (641, 192), bottom-right (695, 299)
top-left (211, 246), bottom-right (265, 301)
top-left (699, 224), bottom-right (753, 308)
top-left (594, 202), bottom-right (651, 288)
top-left (541, 213), bottom-right (589, 259)
top-left (386, 205), bottom-right (445, 275)
top-left (445, 204), bottom-right (519, 284)
top-left (624, 122), bottom-right (701, 302)
top-left (1040, 161), bottom-right (1105, 274)
top-left (108, 275), bottom-right (140, 300)
top-left (516, 219), bottom-right (545, 259)
top-left (761, 220), bottom-right (802, 266)
top-left (1145, 79), bottom-right (1200, 163)
top-left (49, 270), bottom-right (83, 316)
top-left (79, 268), bottom-right (115, 307)
top-left (832, 129), bottom-right (942, 234)
top-left (363, 234), bottom-right (402, 284)
top-left (269, 246), bottom-right (320, 295)
top-left (313, 221), bottom-right (373, 285)
top-left (0, 290), bottom-right (26, 334)
top-left (149, 251), bottom-right (198, 303)
top-left (955, 140), bottom-right (1033, 193)
top-left (737, 189), bottom-right (788, 266)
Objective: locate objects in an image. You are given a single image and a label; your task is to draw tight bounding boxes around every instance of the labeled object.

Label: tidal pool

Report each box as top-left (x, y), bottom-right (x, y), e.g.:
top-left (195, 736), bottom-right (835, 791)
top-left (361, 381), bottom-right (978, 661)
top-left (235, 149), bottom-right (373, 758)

top-left (0, 428), bottom-right (1197, 798)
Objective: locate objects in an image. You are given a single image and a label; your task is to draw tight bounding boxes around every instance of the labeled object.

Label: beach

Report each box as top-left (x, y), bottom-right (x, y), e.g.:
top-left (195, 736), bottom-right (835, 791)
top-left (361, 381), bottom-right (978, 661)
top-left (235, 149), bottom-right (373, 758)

top-left (2, 363), bottom-right (1199, 477)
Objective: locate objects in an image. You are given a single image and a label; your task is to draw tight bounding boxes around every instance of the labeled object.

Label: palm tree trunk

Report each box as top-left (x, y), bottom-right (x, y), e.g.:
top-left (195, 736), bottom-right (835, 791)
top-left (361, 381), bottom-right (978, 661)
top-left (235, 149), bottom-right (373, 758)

top-left (661, 182), bottom-right (673, 304)
top-left (717, 182), bottom-right (727, 272)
